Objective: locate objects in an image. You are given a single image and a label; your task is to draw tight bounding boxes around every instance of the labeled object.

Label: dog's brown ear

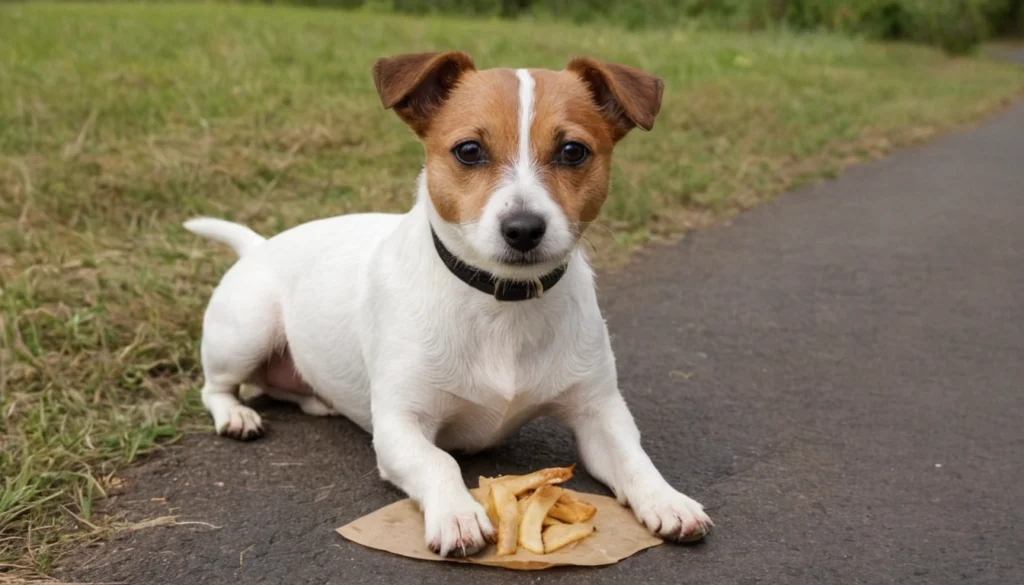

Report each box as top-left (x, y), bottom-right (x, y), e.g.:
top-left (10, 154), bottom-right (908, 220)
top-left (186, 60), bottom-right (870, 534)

top-left (566, 57), bottom-right (664, 141)
top-left (372, 51), bottom-right (476, 136)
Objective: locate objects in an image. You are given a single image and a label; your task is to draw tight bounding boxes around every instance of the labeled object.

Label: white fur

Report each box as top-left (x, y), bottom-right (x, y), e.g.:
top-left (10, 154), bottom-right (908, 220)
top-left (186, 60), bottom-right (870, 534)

top-left (184, 217), bottom-right (264, 257)
top-left (186, 71), bottom-right (711, 554)
top-left (514, 68), bottom-right (535, 173)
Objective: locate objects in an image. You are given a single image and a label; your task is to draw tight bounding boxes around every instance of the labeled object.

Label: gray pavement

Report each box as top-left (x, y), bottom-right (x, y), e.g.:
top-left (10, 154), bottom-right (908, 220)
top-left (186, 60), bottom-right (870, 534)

top-left (64, 102), bottom-right (1024, 585)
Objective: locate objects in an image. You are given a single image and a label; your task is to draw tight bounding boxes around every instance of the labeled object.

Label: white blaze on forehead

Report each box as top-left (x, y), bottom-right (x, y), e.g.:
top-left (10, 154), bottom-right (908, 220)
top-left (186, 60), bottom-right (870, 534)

top-left (467, 68), bottom-right (574, 276)
top-left (514, 69), bottom-right (535, 176)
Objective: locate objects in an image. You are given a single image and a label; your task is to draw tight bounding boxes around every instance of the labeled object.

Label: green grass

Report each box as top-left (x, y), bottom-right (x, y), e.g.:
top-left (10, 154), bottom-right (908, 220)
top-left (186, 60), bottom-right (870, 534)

top-left (1, 1), bottom-right (1022, 577)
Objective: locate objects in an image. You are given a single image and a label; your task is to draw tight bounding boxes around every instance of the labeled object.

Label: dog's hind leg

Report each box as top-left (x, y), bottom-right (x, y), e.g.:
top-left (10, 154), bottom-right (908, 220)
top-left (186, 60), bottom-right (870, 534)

top-left (203, 378), bottom-right (264, 440)
top-left (261, 387), bottom-right (337, 416)
top-left (197, 268), bottom-right (282, 440)
top-left (251, 347), bottom-right (337, 416)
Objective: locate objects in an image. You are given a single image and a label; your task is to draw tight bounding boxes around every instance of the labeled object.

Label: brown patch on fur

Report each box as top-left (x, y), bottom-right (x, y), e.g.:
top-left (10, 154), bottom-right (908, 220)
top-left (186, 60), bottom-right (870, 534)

top-left (529, 69), bottom-right (616, 225)
top-left (372, 51), bottom-right (476, 136)
top-left (421, 68), bottom-right (521, 223)
top-left (565, 57), bottom-right (665, 141)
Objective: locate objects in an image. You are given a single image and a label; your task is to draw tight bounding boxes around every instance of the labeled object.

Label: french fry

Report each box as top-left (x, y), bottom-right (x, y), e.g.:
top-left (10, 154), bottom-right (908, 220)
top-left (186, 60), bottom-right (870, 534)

top-left (470, 486), bottom-right (486, 504)
top-left (477, 475), bottom-right (508, 490)
top-left (543, 516), bottom-right (563, 527)
top-left (470, 486), bottom-right (499, 527)
top-left (516, 493), bottom-right (562, 526)
top-left (490, 483), bottom-right (520, 556)
top-left (484, 495), bottom-right (499, 528)
top-left (517, 485), bottom-right (563, 554)
top-left (542, 522), bottom-right (595, 553)
top-left (484, 465), bottom-right (575, 496)
top-left (547, 493), bottom-right (597, 523)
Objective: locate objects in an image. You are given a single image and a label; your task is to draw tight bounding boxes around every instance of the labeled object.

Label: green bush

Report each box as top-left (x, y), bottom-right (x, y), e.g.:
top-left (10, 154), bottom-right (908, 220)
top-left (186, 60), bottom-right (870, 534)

top-left (739, 0), bottom-right (999, 54)
top-left (904, 0), bottom-right (989, 55)
top-left (390, 0), bottom-right (520, 17)
top-left (985, 0), bottom-right (1024, 36)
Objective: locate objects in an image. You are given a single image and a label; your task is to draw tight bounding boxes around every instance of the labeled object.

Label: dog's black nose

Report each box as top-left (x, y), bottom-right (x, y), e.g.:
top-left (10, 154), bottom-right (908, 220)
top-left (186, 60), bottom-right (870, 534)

top-left (501, 212), bottom-right (546, 253)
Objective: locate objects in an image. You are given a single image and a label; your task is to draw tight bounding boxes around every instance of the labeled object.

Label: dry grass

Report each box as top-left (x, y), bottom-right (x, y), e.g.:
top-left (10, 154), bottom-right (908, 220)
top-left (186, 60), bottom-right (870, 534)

top-left (1, 2), bottom-right (1022, 578)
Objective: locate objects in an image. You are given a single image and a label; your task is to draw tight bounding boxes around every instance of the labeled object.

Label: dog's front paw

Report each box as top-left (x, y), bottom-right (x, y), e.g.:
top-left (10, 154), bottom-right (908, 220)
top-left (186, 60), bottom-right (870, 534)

top-left (632, 487), bottom-right (713, 543)
top-left (215, 404), bottom-right (264, 440)
top-left (423, 494), bottom-right (496, 557)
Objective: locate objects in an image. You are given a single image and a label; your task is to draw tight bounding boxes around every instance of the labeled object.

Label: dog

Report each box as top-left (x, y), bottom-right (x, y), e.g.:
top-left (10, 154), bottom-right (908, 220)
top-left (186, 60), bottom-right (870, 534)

top-left (184, 51), bottom-right (713, 557)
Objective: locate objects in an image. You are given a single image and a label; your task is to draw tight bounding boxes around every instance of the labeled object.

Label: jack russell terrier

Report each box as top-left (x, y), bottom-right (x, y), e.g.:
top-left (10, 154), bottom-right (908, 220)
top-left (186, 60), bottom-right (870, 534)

top-left (184, 51), bottom-right (713, 556)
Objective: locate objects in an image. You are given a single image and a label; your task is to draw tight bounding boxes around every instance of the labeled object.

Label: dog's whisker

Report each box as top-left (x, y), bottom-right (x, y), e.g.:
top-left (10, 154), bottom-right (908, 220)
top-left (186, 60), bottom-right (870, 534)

top-left (580, 220), bottom-right (616, 239)
top-left (580, 233), bottom-right (601, 256)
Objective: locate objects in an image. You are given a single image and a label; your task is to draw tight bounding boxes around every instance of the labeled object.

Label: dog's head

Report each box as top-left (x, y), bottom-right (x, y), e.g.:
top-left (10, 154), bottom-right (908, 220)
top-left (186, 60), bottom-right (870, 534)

top-left (372, 51), bottom-right (664, 280)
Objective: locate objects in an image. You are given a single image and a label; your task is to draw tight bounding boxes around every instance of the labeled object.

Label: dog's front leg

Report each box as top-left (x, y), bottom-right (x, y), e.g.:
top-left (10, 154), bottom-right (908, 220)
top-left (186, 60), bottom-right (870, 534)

top-left (372, 410), bottom-right (495, 556)
top-left (559, 381), bottom-right (714, 542)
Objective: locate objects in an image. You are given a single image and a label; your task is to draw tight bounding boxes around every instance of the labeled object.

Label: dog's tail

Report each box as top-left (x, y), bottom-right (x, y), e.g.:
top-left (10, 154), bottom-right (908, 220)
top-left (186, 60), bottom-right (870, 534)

top-left (183, 217), bottom-right (266, 257)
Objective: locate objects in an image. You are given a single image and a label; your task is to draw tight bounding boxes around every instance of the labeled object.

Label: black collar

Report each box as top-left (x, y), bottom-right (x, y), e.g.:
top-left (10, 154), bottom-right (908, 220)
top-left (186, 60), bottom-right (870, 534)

top-left (430, 227), bottom-right (568, 301)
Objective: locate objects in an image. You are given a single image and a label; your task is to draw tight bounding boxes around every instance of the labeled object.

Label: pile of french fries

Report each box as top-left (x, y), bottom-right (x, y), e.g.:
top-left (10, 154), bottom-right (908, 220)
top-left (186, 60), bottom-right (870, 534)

top-left (471, 464), bottom-right (597, 555)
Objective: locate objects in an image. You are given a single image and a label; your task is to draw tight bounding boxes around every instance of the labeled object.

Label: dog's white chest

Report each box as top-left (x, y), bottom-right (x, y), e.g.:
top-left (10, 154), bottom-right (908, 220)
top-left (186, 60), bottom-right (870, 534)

top-left (473, 337), bottom-right (529, 401)
top-left (429, 309), bottom-right (568, 451)
top-left (434, 389), bottom-right (546, 452)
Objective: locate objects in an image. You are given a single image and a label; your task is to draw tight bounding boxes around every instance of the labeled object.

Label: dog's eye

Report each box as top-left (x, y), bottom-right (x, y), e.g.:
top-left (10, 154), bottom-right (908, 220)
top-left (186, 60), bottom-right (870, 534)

top-left (556, 142), bottom-right (589, 166)
top-left (452, 141), bottom-right (486, 166)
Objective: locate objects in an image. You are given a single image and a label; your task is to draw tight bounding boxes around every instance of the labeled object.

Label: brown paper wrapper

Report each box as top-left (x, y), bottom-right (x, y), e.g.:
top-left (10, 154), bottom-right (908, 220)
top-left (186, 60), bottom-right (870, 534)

top-left (336, 489), bottom-right (662, 570)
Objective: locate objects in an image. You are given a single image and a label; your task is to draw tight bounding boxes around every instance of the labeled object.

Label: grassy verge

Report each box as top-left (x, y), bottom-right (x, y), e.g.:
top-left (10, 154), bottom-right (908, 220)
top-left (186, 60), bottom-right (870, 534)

top-left (1, 1), bottom-right (1022, 577)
